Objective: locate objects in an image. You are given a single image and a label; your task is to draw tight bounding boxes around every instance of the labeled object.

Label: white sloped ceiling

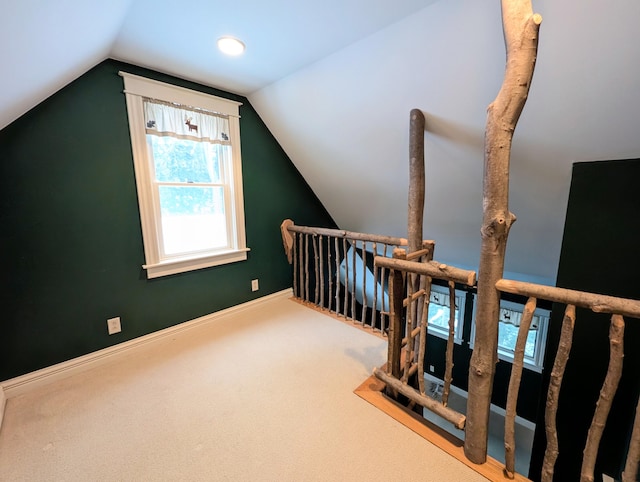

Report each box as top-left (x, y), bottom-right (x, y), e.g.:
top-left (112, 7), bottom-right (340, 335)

top-left (250, 0), bottom-right (640, 284)
top-left (3, 0), bottom-right (640, 285)
top-left (0, 0), bottom-right (134, 130)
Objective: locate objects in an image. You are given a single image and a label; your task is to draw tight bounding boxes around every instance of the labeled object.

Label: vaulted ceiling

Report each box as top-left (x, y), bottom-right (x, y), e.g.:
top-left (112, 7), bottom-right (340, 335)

top-left (3, 0), bottom-right (640, 285)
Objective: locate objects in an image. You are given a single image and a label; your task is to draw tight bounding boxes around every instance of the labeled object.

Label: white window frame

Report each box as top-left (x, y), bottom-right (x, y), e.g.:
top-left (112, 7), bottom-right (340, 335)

top-left (120, 72), bottom-right (248, 278)
top-left (426, 284), bottom-right (465, 344)
top-left (469, 297), bottom-right (549, 373)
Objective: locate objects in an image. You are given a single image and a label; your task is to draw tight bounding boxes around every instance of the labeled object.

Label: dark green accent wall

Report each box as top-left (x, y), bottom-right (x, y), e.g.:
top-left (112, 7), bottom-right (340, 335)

top-left (0, 59), bottom-right (336, 381)
top-left (529, 159), bottom-right (640, 481)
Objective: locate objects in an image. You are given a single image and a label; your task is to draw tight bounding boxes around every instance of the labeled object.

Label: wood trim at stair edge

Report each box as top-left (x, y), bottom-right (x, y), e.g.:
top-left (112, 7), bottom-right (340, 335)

top-left (289, 297), bottom-right (388, 341)
top-left (354, 373), bottom-right (532, 482)
top-left (0, 386), bottom-right (5, 435)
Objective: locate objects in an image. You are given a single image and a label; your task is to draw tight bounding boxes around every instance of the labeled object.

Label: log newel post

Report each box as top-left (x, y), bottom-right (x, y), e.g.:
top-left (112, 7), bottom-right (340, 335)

top-left (408, 108), bottom-right (426, 255)
top-left (465, 0), bottom-right (541, 464)
top-left (408, 109), bottom-right (426, 372)
top-left (280, 219), bottom-right (294, 264)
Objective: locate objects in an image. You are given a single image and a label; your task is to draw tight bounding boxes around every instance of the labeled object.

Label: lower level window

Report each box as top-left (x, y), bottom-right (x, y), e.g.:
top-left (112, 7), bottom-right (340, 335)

top-left (496, 300), bottom-right (549, 372)
top-left (470, 298), bottom-right (549, 372)
top-left (427, 284), bottom-right (465, 344)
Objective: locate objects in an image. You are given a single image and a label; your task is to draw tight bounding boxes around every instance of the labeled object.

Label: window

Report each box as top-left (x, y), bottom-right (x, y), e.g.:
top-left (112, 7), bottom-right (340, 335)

top-left (427, 284), bottom-right (465, 344)
top-left (470, 298), bottom-right (549, 372)
top-left (121, 72), bottom-right (248, 278)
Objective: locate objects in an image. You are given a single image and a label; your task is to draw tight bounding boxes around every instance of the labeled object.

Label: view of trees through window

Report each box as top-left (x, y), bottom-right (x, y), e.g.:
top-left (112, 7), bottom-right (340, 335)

top-left (427, 289), bottom-right (463, 342)
top-left (428, 304), bottom-right (458, 334)
top-left (148, 135), bottom-right (229, 255)
top-left (498, 321), bottom-right (537, 358)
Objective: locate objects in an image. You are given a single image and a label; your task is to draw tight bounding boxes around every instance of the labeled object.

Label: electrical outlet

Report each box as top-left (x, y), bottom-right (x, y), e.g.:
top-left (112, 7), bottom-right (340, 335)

top-left (251, 279), bottom-right (259, 292)
top-left (107, 317), bottom-right (121, 335)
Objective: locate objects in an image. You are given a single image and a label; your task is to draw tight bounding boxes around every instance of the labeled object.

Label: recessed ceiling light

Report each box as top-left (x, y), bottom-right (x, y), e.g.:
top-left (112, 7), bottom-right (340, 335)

top-left (217, 37), bottom-right (245, 56)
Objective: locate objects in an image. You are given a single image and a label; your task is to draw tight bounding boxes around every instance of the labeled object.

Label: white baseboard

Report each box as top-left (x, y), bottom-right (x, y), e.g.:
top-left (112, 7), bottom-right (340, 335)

top-left (0, 289), bottom-right (293, 400)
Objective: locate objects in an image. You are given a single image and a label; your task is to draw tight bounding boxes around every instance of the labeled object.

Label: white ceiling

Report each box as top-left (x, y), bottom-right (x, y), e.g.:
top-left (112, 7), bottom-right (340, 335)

top-left (3, 0), bottom-right (640, 285)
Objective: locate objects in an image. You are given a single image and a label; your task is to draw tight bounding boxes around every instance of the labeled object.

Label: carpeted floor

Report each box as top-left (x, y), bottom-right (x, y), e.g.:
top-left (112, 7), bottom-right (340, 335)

top-left (0, 295), bottom-right (488, 481)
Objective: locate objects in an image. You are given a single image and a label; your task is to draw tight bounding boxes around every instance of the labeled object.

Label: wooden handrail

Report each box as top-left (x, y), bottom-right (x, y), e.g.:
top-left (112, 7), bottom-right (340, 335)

top-left (496, 279), bottom-right (640, 318)
top-left (287, 223), bottom-right (408, 246)
top-left (375, 256), bottom-right (476, 287)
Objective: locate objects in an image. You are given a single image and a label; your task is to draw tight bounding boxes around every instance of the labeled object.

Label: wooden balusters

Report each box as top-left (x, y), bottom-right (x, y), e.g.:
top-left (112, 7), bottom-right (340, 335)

top-left (351, 240), bottom-right (357, 319)
top-left (417, 277), bottom-right (432, 395)
top-left (622, 397), bottom-right (640, 482)
top-left (503, 297), bottom-right (537, 479)
top-left (342, 238), bottom-right (349, 317)
top-left (361, 241), bottom-right (368, 326)
top-left (326, 235), bottom-right (332, 312)
top-left (580, 315), bottom-right (625, 482)
top-left (541, 304), bottom-right (576, 482)
top-left (292, 231), bottom-right (298, 298)
top-left (442, 280), bottom-right (458, 408)
top-left (312, 234), bottom-right (320, 305)
top-left (380, 244), bottom-right (389, 335)
top-left (334, 237), bottom-right (341, 316)
top-left (371, 242), bottom-right (379, 330)
top-left (387, 249), bottom-right (406, 380)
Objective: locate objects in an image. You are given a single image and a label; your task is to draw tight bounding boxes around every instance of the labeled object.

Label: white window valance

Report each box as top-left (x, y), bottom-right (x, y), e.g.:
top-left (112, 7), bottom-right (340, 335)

top-left (143, 99), bottom-right (230, 144)
top-left (499, 307), bottom-right (539, 329)
top-left (430, 290), bottom-right (458, 310)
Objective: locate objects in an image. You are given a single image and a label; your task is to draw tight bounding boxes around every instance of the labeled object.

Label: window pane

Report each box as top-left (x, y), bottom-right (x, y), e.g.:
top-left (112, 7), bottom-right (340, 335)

top-left (158, 186), bottom-right (227, 254)
top-left (498, 321), bottom-right (537, 358)
top-left (428, 304), bottom-right (459, 331)
top-left (149, 135), bottom-right (221, 184)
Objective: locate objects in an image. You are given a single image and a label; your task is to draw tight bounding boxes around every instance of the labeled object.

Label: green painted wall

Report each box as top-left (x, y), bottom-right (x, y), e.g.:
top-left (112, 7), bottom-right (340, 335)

top-left (529, 159), bottom-right (640, 481)
top-left (0, 59), bottom-right (335, 381)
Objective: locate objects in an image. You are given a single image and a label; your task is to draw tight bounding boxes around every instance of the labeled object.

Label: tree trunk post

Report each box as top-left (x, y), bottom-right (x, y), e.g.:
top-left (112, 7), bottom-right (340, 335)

top-left (408, 108), bottom-right (425, 255)
top-left (465, 0), bottom-right (541, 464)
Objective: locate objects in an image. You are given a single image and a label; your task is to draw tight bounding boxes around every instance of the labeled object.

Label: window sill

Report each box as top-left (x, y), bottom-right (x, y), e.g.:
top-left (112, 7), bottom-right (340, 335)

top-left (497, 348), bottom-right (543, 374)
top-left (143, 248), bottom-right (250, 279)
top-left (428, 328), bottom-right (463, 345)
top-left (469, 340), bottom-right (543, 373)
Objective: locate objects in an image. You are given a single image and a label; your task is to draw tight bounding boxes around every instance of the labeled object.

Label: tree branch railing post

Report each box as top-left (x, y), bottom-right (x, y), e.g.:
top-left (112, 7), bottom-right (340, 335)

top-left (503, 296), bottom-right (537, 479)
top-left (387, 248), bottom-right (406, 381)
top-left (496, 278), bottom-right (640, 481)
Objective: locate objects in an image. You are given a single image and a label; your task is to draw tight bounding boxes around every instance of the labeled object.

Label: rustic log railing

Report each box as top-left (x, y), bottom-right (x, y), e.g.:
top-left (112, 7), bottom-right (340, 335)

top-left (278, 2), bottom-right (640, 479)
top-left (281, 220), bottom-right (640, 480)
top-left (373, 253), bottom-right (477, 430)
top-left (281, 218), bottom-right (477, 430)
top-left (496, 279), bottom-right (640, 482)
top-left (280, 220), bottom-right (414, 334)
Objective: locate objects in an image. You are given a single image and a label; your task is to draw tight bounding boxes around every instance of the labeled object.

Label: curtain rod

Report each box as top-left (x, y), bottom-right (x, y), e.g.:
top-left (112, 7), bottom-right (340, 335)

top-left (122, 89), bottom-right (241, 119)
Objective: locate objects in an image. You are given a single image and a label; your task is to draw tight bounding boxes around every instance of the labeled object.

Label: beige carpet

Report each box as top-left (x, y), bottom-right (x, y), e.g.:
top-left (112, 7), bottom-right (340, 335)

top-left (0, 296), bottom-right (487, 481)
